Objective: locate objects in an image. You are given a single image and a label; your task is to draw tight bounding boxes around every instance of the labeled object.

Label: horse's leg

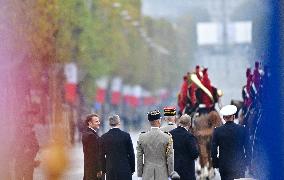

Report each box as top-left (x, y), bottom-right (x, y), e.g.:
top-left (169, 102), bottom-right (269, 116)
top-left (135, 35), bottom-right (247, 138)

top-left (198, 138), bottom-right (210, 179)
top-left (206, 139), bottom-right (216, 178)
top-left (198, 140), bottom-right (207, 168)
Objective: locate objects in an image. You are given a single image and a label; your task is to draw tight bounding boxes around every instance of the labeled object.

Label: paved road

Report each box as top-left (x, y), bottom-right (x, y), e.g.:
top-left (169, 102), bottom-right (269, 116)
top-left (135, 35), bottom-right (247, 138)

top-left (34, 131), bottom-right (221, 180)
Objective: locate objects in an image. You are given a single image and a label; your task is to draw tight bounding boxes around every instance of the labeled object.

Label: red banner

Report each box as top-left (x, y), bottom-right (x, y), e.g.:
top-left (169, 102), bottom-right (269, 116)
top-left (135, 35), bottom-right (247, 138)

top-left (95, 88), bottom-right (106, 104)
top-left (143, 96), bottom-right (156, 105)
top-left (129, 96), bottom-right (139, 107)
top-left (111, 91), bottom-right (121, 105)
top-left (65, 83), bottom-right (77, 104)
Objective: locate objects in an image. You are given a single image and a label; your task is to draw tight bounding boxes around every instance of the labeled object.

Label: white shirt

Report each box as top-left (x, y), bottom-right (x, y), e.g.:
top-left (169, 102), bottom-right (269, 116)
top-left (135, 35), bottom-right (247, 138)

top-left (88, 127), bottom-right (96, 132)
top-left (178, 125), bottom-right (188, 131)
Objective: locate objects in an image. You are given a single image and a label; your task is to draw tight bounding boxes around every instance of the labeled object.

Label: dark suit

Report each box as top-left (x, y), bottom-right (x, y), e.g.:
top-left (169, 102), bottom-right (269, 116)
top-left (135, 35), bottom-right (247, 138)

top-left (82, 127), bottom-right (101, 180)
top-left (170, 126), bottom-right (199, 180)
top-left (211, 121), bottom-right (251, 180)
top-left (101, 128), bottom-right (135, 180)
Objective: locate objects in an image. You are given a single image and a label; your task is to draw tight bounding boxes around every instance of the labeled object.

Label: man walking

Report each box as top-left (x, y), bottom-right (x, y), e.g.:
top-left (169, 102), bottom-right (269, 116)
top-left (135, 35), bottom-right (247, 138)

top-left (160, 106), bottom-right (177, 132)
top-left (170, 114), bottom-right (199, 180)
top-left (100, 115), bottom-right (135, 180)
top-left (136, 110), bottom-right (174, 180)
top-left (82, 113), bottom-right (102, 180)
top-left (211, 105), bottom-right (251, 180)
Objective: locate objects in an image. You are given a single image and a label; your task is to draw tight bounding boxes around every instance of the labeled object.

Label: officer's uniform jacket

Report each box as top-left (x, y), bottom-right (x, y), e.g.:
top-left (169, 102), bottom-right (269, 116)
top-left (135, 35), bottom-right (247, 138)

top-left (211, 121), bottom-right (251, 179)
top-left (136, 127), bottom-right (174, 180)
top-left (160, 122), bottom-right (177, 132)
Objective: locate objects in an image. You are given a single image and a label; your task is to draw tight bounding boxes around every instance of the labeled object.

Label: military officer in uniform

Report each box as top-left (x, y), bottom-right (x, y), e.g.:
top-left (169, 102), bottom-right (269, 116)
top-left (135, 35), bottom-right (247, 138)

top-left (160, 107), bottom-right (177, 132)
top-left (136, 110), bottom-right (174, 180)
top-left (211, 105), bottom-right (251, 180)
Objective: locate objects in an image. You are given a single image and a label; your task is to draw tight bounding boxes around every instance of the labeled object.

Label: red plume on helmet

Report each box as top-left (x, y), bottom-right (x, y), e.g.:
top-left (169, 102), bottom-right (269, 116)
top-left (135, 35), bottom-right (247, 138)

top-left (178, 74), bottom-right (189, 112)
top-left (202, 68), bottom-right (211, 89)
top-left (201, 68), bottom-right (214, 108)
top-left (246, 68), bottom-right (251, 78)
top-left (195, 65), bottom-right (202, 80)
top-left (246, 74), bottom-right (253, 91)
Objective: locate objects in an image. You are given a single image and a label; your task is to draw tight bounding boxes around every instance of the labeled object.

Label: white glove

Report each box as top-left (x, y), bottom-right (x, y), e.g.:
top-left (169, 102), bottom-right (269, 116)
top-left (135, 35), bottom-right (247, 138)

top-left (137, 177), bottom-right (142, 180)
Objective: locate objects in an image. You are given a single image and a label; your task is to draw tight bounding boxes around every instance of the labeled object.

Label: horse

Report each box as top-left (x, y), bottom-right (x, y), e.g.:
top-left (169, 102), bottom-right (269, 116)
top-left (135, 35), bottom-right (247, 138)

top-left (192, 110), bottom-right (223, 179)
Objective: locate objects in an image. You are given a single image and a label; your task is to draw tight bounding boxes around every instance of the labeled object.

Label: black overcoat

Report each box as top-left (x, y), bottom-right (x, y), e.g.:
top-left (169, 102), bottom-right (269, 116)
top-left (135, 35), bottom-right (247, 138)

top-left (82, 127), bottom-right (101, 180)
top-left (100, 128), bottom-right (135, 180)
top-left (211, 121), bottom-right (251, 180)
top-left (170, 126), bottom-right (199, 180)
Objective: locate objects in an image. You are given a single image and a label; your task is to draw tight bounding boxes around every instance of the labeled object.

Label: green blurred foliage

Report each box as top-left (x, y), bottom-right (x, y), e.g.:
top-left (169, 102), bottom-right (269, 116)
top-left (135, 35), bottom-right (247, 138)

top-left (55, 0), bottom-right (180, 103)
top-left (9, 0), bottom-right (181, 104)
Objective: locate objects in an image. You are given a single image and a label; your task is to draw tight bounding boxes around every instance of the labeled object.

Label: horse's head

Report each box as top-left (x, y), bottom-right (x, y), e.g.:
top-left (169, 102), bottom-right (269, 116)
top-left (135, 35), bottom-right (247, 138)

top-left (208, 111), bottom-right (222, 128)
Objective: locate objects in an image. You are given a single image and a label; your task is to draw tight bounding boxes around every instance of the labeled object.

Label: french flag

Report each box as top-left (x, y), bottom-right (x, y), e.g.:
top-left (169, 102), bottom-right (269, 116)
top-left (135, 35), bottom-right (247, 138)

top-left (95, 77), bottom-right (108, 104)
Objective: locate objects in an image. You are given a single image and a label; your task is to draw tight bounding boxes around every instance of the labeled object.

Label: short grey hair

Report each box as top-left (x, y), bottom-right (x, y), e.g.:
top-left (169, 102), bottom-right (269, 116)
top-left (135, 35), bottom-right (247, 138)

top-left (109, 115), bottom-right (120, 127)
top-left (179, 114), bottom-right (191, 127)
top-left (164, 116), bottom-right (175, 122)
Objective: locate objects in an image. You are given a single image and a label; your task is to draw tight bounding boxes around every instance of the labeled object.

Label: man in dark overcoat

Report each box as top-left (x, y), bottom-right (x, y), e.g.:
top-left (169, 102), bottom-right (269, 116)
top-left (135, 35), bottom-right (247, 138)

top-left (170, 114), bottom-right (199, 180)
top-left (100, 115), bottom-right (135, 180)
top-left (82, 113), bottom-right (102, 180)
top-left (211, 105), bottom-right (251, 180)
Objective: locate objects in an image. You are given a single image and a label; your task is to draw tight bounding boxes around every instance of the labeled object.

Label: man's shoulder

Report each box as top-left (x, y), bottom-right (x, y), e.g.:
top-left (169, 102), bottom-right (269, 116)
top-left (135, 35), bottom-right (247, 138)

top-left (139, 130), bottom-right (170, 140)
top-left (169, 128), bottom-right (176, 134)
top-left (163, 131), bottom-right (172, 137)
top-left (82, 130), bottom-right (97, 141)
top-left (104, 129), bottom-right (129, 137)
top-left (170, 126), bottom-right (185, 136)
top-left (82, 129), bottom-right (94, 135)
top-left (120, 129), bottom-right (131, 137)
top-left (169, 126), bottom-right (177, 132)
top-left (160, 125), bottom-right (176, 132)
top-left (159, 125), bottom-right (168, 131)
top-left (177, 129), bottom-right (195, 139)
top-left (158, 131), bottom-right (172, 142)
top-left (101, 131), bottom-right (109, 139)
top-left (138, 131), bottom-right (147, 139)
top-left (236, 124), bottom-right (248, 133)
top-left (185, 130), bottom-right (195, 137)
top-left (213, 125), bottom-right (225, 133)
top-left (218, 123), bottom-right (245, 131)
top-left (236, 123), bottom-right (246, 128)
top-left (228, 123), bottom-right (246, 131)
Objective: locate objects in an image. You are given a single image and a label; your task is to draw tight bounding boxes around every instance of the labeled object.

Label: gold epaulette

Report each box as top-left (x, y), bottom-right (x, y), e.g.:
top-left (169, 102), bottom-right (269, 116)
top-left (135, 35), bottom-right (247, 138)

top-left (165, 132), bottom-right (173, 156)
top-left (138, 131), bottom-right (146, 137)
top-left (164, 131), bottom-right (172, 137)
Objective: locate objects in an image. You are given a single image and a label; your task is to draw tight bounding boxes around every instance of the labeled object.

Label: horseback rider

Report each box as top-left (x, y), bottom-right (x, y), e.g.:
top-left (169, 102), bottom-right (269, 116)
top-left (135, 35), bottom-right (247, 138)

top-left (242, 68), bottom-right (253, 116)
top-left (178, 75), bottom-right (189, 116)
top-left (195, 68), bottom-right (219, 115)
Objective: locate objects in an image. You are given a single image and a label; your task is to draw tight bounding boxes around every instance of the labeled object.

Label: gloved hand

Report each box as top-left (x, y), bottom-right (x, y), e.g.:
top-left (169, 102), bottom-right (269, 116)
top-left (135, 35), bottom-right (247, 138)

top-left (170, 171), bottom-right (180, 180)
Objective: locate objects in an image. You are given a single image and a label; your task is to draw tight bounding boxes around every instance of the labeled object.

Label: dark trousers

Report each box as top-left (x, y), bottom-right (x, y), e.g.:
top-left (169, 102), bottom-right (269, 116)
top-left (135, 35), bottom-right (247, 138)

top-left (219, 169), bottom-right (245, 180)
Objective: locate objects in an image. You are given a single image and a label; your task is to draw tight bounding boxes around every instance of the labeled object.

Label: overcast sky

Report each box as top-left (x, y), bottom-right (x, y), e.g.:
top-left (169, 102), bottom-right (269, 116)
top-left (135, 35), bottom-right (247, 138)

top-left (142, 0), bottom-right (193, 18)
